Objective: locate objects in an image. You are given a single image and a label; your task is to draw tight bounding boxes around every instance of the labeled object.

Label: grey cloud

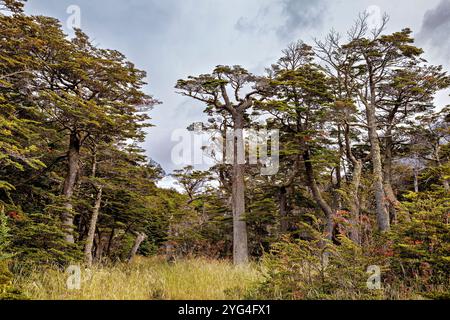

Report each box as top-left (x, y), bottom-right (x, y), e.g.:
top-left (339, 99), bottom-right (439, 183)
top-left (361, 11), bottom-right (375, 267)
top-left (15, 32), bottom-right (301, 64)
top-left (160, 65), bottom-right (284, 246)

top-left (234, 0), bottom-right (327, 40)
top-left (276, 0), bottom-right (327, 39)
top-left (417, 0), bottom-right (450, 60)
top-left (234, 5), bottom-right (273, 35)
top-left (235, 16), bottom-right (257, 33)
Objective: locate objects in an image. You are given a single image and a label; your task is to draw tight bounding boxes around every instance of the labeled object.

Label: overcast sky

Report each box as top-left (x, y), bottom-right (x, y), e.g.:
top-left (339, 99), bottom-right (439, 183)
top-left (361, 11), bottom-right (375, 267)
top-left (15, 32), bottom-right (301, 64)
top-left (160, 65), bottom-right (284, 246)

top-left (24, 0), bottom-right (450, 187)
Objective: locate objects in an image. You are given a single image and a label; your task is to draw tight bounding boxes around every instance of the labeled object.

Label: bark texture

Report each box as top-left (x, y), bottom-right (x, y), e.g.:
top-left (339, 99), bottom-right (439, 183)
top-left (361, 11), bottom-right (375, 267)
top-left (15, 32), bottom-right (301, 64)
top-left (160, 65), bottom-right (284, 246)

top-left (303, 149), bottom-right (334, 240)
top-left (232, 114), bottom-right (249, 265)
top-left (61, 132), bottom-right (81, 243)
top-left (84, 186), bottom-right (103, 267)
top-left (365, 100), bottom-right (390, 232)
top-left (128, 232), bottom-right (147, 263)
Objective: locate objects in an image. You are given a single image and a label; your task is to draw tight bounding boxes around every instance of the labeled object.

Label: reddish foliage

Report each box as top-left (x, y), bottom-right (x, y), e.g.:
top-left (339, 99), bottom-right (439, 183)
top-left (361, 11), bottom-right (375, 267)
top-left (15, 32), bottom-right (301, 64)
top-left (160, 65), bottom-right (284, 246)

top-left (7, 210), bottom-right (25, 221)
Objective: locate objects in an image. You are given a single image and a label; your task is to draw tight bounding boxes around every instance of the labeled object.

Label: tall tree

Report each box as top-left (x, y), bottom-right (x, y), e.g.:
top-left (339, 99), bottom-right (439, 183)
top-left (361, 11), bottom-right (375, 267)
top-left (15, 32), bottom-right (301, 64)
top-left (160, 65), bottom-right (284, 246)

top-left (29, 24), bottom-right (155, 242)
top-left (171, 166), bottom-right (211, 203)
top-left (176, 66), bottom-right (264, 264)
top-left (316, 14), bottom-right (425, 232)
top-left (378, 65), bottom-right (449, 218)
top-left (0, 3), bottom-right (46, 192)
top-left (263, 42), bottom-right (335, 239)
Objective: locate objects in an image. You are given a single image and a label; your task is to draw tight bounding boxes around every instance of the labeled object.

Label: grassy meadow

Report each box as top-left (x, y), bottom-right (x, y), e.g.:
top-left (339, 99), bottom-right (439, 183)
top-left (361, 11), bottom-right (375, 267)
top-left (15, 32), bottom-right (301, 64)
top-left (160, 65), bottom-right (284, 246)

top-left (13, 257), bottom-right (261, 300)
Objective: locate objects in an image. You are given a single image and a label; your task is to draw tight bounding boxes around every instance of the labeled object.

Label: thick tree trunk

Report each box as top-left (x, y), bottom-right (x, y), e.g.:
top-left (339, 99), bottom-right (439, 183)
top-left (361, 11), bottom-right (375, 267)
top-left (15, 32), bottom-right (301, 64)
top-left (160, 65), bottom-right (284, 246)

top-left (84, 186), bottom-right (103, 267)
top-left (365, 103), bottom-right (390, 232)
top-left (128, 232), bottom-right (147, 263)
top-left (232, 114), bottom-right (249, 265)
top-left (61, 132), bottom-right (81, 243)
top-left (303, 149), bottom-right (334, 240)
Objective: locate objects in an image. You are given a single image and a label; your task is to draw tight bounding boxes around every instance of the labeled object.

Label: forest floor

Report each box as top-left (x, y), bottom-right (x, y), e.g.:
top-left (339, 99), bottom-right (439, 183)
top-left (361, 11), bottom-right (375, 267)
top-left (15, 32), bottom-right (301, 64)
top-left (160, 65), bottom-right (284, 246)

top-left (14, 256), bottom-right (261, 300)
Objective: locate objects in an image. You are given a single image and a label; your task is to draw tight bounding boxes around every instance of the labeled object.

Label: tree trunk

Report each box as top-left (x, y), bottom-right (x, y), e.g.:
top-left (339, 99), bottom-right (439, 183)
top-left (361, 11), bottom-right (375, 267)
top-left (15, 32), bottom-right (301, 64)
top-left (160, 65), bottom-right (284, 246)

top-left (279, 186), bottom-right (289, 234)
top-left (128, 232), bottom-right (147, 263)
top-left (84, 186), bottom-right (102, 267)
top-left (61, 132), bottom-right (81, 243)
top-left (94, 231), bottom-right (109, 263)
top-left (443, 180), bottom-right (450, 193)
top-left (365, 103), bottom-right (390, 232)
top-left (349, 160), bottom-right (362, 244)
top-left (413, 162), bottom-right (419, 193)
top-left (106, 227), bottom-right (115, 257)
top-left (232, 114), bottom-right (249, 265)
top-left (303, 149), bottom-right (334, 240)
top-left (435, 143), bottom-right (450, 192)
top-left (344, 123), bottom-right (362, 244)
top-left (383, 135), bottom-right (400, 224)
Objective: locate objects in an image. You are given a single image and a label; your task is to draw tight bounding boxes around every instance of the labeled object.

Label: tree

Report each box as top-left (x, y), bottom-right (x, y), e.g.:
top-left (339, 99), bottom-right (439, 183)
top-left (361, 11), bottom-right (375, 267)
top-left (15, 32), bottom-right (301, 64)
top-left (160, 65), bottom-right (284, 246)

top-left (28, 22), bottom-right (155, 243)
top-left (176, 66), bottom-right (265, 264)
top-left (316, 14), bottom-right (426, 232)
top-left (391, 185), bottom-right (450, 298)
top-left (409, 107), bottom-right (450, 192)
top-left (263, 42), bottom-right (335, 239)
top-left (0, 4), bottom-right (46, 192)
top-left (1, 5), bottom-right (163, 266)
top-left (377, 64), bottom-right (449, 222)
top-left (171, 166), bottom-right (211, 203)
top-left (81, 143), bottom-right (163, 263)
top-left (330, 100), bottom-right (372, 243)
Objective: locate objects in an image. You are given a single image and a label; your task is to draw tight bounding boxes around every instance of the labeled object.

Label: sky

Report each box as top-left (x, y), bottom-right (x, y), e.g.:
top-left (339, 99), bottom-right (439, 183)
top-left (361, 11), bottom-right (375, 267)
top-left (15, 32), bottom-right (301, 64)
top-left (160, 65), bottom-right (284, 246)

top-left (23, 0), bottom-right (450, 188)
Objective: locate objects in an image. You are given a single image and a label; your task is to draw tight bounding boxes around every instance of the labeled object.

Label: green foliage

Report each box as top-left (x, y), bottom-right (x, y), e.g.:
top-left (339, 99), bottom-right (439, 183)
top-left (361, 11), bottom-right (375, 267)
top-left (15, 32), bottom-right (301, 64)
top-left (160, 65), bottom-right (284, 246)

top-left (9, 212), bottom-right (82, 267)
top-left (248, 221), bottom-right (385, 300)
top-left (0, 205), bottom-right (10, 262)
top-left (0, 204), bottom-right (26, 300)
top-left (250, 186), bottom-right (450, 300)
top-left (390, 189), bottom-right (450, 297)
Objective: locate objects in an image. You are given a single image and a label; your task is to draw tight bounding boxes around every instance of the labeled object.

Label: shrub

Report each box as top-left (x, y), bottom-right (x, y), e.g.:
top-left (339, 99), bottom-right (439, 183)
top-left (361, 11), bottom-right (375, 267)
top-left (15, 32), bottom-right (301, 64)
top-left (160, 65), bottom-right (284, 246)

top-left (9, 212), bottom-right (82, 269)
top-left (248, 222), bottom-right (386, 300)
top-left (390, 189), bottom-right (450, 298)
top-left (1, 204), bottom-right (26, 300)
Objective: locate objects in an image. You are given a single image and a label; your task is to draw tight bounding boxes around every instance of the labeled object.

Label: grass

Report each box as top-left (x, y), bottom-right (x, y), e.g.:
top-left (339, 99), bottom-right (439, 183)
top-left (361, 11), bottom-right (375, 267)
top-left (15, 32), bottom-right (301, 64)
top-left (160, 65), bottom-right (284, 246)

top-left (13, 256), bottom-right (261, 300)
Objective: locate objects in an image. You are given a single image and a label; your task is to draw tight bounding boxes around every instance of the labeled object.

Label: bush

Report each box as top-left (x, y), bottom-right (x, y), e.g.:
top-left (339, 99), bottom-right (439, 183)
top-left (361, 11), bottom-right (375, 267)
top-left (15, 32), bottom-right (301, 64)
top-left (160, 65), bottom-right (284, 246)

top-left (9, 212), bottom-right (82, 269)
top-left (249, 188), bottom-right (450, 300)
top-left (0, 206), bottom-right (11, 261)
top-left (390, 189), bottom-right (450, 298)
top-left (248, 222), bottom-right (386, 300)
top-left (1, 204), bottom-right (26, 300)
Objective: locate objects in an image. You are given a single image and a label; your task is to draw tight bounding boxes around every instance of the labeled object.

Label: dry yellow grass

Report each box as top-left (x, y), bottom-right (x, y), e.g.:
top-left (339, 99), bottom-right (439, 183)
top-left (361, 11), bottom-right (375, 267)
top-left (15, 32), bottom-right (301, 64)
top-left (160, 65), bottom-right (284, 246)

top-left (14, 256), bottom-right (261, 300)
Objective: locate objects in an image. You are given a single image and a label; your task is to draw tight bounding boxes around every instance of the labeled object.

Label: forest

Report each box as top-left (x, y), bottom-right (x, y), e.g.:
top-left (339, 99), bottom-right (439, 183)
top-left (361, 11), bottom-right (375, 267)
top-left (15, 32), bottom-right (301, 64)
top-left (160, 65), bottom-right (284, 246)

top-left (0, 0), bottom-right (449, 300)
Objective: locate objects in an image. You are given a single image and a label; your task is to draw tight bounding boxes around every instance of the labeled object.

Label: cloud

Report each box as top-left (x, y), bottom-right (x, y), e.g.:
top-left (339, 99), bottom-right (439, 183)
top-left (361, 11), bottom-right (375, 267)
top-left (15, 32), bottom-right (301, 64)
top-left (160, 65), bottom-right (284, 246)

top-left (234, 3), bottom-right (276, 35)
top-left (276, 0), bottom-right (327, 39)
top-left (234, 0), bottom-right (327, 40)
top-left (417, 0), bottom-right (450, 61)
